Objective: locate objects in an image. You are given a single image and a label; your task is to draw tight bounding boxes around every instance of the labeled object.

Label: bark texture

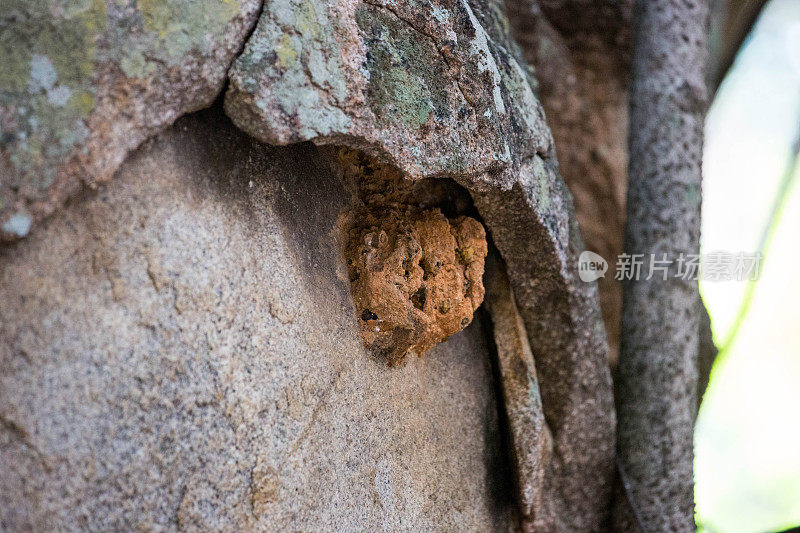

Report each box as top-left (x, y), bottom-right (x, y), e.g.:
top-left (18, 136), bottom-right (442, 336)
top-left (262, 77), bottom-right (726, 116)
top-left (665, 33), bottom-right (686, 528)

top-left (615, 0), bottom-right (709, 530)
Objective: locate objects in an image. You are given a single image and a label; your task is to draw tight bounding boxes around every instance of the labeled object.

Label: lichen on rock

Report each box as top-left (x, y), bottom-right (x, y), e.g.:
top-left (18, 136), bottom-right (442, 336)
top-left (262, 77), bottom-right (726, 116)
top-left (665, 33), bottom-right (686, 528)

top-left (0, 0), bottom-right (261, 241)
top-left (224, 0), bottom-right (553, 187)
top-left (338, 149), bottom-right (487, 365)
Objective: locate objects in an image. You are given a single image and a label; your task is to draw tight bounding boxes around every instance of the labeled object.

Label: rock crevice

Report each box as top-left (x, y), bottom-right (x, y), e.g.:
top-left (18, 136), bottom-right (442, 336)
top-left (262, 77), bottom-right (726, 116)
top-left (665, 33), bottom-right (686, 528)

top-left (337, 149), bottom-right (488, 365)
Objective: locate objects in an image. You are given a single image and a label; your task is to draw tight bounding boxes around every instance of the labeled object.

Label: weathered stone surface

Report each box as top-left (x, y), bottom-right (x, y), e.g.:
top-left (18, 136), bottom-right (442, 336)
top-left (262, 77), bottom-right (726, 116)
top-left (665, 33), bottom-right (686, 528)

top-left (0, 0), bottom-right (261, 241)
top-left (225, 0), bottom-right (616, 529)
top-left (483, 252), bottom-right (551, 523)
top-left (505, 0), bottom-right (632, 365)
top-left (471, 154), bottom-right (615, 532)
top-left (0, 109), bottom-right (515, 531)
top-left (225, 0), bottom-right (552, 185)
top-left (2, 0), bottom-right (619, 529)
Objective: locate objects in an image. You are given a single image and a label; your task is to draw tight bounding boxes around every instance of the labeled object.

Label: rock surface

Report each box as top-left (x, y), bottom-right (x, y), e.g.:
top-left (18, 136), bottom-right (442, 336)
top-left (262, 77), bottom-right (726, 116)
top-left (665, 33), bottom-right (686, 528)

top-left (0, 0), bottom-right (261, 241)
top-left (0, 110), bottom-right (514, 531)
top-left (227, 0), bottom-right (616, 529)
top-left (470, 155), bottom-right (615, 531)
top-left (1, 0), bottom-right (618, 530)
top-left (505, 0), bottom-right (632, 364)
top-left (483, 253), bottom-right (550, 523)
top-left (225, 0), bottom-right (552, 185)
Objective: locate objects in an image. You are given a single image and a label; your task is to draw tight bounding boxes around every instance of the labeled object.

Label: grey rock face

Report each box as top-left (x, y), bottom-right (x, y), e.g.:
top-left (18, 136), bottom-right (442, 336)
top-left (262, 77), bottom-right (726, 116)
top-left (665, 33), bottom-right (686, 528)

top-left (0, 110), bottom-right (514, 531)
top-left (483, 253), bottom-right (551, 523)
top-left (2, 0), bottom-right (617, 530)
top-left (226, 1), bottom-right (615, 528)
top-left (504, 0), bottom-right (632, 366)
top-left (0, 0), bottom-right (261, 241)
top-left (225, 0), bottom-right (553, 185)
top-left (471, 157), bottom-right (615, 531)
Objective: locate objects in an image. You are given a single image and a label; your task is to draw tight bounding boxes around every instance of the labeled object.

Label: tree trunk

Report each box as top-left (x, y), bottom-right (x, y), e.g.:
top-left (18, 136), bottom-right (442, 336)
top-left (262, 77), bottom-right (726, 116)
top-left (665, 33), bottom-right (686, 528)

top-left (615, 0), bottom-right (709, 530)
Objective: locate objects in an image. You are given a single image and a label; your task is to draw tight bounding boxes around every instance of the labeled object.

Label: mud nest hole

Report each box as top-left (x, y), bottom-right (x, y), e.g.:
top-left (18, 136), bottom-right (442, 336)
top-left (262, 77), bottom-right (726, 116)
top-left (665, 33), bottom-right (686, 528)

top-left (337, 148), bottom-right (488, 366)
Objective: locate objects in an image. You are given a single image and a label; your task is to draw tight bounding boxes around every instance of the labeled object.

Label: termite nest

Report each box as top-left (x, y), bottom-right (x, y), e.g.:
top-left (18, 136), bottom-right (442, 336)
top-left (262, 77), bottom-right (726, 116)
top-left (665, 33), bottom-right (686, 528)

top-left (337, 148), bottom-right (488, 366)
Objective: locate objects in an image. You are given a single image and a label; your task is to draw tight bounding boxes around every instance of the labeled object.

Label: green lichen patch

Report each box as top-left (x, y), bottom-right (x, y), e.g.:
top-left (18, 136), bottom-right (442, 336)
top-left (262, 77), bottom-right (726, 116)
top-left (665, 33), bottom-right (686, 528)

top-left (137, 0), bottom-right (241, 62)
top-left (2, 0), bottom-right (260, 240)
top-left (226, 0), bottom-right (352, 142)
top-left (355, 5), bottom-right (451, 129)
top-left (0, 0), bottom-right (246, 189)
top-left (0, 0), bottom-right (106, 188)
top-left (224, 0), bottom-right (552, 184)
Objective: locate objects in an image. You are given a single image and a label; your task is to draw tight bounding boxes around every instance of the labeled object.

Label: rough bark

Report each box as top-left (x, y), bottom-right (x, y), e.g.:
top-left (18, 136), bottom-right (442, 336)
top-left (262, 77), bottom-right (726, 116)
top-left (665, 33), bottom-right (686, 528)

top-left (614, 0), bottom-right (709, 530)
